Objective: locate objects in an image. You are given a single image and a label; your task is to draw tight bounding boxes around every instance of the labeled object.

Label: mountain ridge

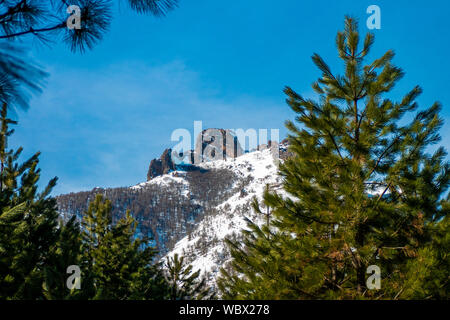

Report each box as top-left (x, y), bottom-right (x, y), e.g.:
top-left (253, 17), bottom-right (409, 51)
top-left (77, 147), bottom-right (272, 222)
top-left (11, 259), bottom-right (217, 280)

top-left (56, 132), bottom-right (290, 288)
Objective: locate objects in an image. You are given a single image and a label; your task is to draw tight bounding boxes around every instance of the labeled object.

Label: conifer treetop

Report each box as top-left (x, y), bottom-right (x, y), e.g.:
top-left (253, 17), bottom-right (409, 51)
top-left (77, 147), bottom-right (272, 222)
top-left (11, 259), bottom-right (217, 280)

top-left (219, 16), bottom-right (450, 300)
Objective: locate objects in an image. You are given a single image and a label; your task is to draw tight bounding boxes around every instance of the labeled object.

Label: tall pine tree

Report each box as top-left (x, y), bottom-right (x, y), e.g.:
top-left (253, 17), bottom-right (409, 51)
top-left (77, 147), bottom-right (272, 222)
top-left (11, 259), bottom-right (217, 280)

top-left (218, 17), bottom-right (449, 300)
top-left (80, 194), bottom-right (168, 299)
top-left (0, 102), bottom-right (69, 299)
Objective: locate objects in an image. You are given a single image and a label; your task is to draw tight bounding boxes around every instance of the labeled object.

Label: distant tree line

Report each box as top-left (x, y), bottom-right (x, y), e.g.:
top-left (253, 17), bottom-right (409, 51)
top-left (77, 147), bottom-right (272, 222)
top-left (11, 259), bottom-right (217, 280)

top-left (56, 166), bottom-right (238, 256)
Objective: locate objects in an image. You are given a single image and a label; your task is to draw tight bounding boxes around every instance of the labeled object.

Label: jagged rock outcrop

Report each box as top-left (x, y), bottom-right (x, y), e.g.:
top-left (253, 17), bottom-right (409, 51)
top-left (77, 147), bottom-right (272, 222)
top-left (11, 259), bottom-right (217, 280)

top-left (58, 136), bottom-right (292, 279)
top-left (146, 130), bottom-right (292, 181)
top-left (147, 129), bottom-right (244, 181)
top-left (147, 148), bottom-right (176, 181)
top-left (193, 128), bottom-right (243, 163)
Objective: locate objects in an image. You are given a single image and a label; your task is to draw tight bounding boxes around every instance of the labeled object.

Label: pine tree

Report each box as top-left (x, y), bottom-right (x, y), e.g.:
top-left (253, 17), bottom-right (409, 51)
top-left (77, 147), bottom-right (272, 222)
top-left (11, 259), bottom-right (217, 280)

top-left (165, 253), bottom-right (213, 300)
top-left (218, 17), bottom-right (450, 300)
top-left (42, 216), bottom-right (85, 300)
top-left (0, 102), bottom-right (190, 300)
top-left (81, 194), bottom-right (167, 299)
top-left (0, 102), bottom-right (70, 299)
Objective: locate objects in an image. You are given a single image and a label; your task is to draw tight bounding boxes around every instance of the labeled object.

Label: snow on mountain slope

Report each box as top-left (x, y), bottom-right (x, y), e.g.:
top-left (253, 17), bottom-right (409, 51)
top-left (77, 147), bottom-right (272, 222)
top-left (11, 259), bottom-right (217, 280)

top-left (131, 171), bottom-right (191, 197)
top-left (56, 143), bottom-right (286, 290)
top-left (161, 148), bottom-right (286, 290)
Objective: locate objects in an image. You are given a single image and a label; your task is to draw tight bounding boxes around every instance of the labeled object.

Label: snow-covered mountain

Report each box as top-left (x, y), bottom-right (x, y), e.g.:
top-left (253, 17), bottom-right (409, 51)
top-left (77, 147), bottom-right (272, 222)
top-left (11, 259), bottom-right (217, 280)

top-left (160, 147), bottom-right (286, 289)
top-left (56, 136), bottom-right (289, 291)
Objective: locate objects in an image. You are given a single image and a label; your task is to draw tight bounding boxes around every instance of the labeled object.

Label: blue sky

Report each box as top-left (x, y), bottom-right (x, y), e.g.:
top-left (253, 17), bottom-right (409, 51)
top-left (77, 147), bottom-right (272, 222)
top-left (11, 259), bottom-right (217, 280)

top-left (10, 0), bottom-right (450, 195)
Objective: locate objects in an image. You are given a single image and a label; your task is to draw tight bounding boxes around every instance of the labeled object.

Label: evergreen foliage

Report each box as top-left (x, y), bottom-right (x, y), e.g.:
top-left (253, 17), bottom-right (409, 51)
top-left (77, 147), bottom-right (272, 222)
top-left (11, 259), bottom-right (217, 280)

top-left (0, 102), bottom-right (62, 299)
top-left (218, 17), bottom-right (450, 300)
top-left (0, 0), bottom-right (178, 51)
top-left (165, 253), bottom-right (213, 300)
top-left (80, 193), bottom-right (167, 299)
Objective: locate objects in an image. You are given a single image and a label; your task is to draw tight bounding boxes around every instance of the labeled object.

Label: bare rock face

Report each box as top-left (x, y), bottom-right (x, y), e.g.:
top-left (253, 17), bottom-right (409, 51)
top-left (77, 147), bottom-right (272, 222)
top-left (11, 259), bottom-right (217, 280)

top-left (147, 129), bottom-right (245, 181)
top-left (146, 130), bottom-right (297, 181)
top-left (146, 135), bottom-right (292, 181)
top-left (147, 148), bottom-right (176, 181)
top-left (193, 128), bottom-right (243, 163)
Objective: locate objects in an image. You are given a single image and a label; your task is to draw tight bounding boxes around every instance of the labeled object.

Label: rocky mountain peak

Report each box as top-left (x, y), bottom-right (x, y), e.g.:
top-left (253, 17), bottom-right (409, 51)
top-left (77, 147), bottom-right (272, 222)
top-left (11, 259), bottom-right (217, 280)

top-left (147, 128), bottom-right (244, 181)
top-left (147, 148), bottom-right (176, 181)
